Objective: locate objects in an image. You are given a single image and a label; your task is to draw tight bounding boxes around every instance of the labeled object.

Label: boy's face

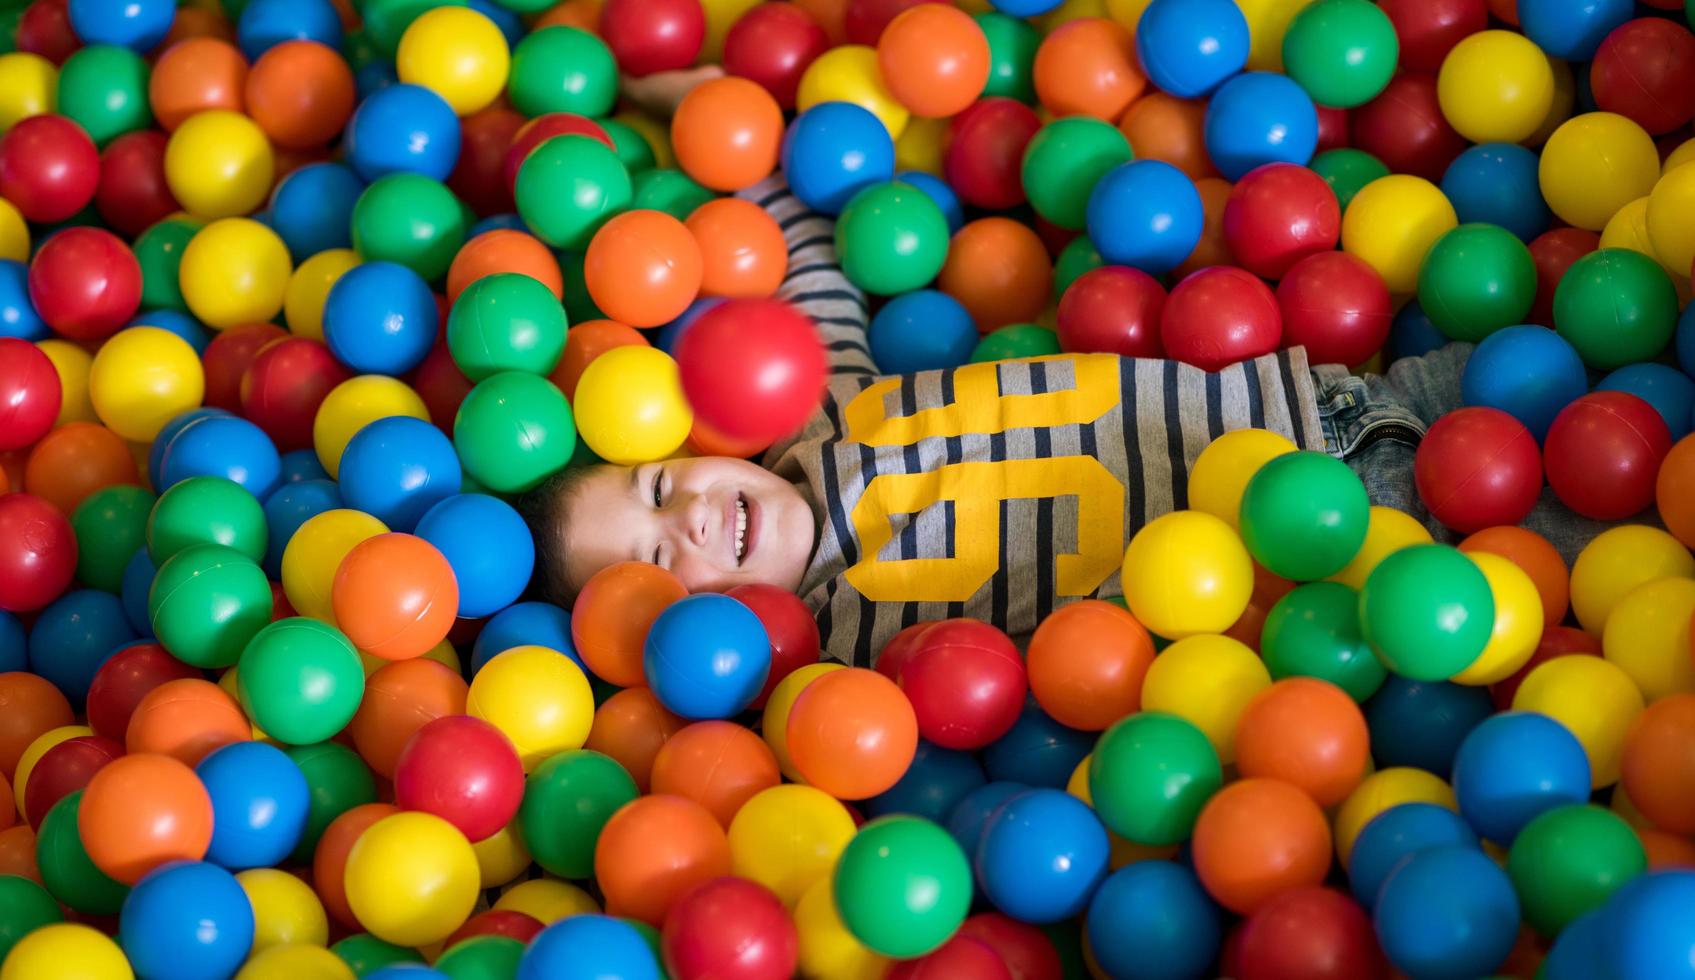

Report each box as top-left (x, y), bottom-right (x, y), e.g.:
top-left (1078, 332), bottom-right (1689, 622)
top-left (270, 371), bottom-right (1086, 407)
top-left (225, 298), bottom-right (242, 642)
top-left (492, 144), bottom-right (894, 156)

top-left (558, 455), bottom-right (817, 596)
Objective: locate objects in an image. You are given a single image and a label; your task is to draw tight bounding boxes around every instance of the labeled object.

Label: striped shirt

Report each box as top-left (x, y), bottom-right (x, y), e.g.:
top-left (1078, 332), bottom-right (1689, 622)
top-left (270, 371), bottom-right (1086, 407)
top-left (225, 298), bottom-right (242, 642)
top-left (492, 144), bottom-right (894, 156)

top-left (740, 177), bottom-right (1327, 666)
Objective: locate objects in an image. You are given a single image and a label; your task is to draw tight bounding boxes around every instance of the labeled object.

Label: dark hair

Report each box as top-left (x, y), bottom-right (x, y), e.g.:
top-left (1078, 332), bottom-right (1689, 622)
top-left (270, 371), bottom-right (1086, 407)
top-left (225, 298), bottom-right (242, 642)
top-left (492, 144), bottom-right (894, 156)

top-left (514, 463), bottom-right (608, 606)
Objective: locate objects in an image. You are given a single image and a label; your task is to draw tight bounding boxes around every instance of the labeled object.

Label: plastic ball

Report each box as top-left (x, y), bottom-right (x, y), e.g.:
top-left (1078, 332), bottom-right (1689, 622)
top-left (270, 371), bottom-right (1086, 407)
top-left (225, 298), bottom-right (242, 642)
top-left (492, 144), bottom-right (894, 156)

top-left (899, 620), bottom-right (1026, 751)
top-left (146, 543), bottom-right (272, 671)
top-left (237, 617), bottom-right (364, 746)
top-left (331, 532), bottom-right (457, 662)
top-left (936, 99), bottom-right (1033, 213)
top-left (1203, 71), bottom-right (1320, 181)
top-left (1121, 509), bottom-right (1253, 639)
top-left (722, 3), bottom-right (828, 110)
top-left (570, 561), bottom-right (688, 690)
top-left (937, 216), bottom-right (1051, 331)
top-left (0, 115), bottom-right (99, 225)
top-left (510, 750), bottom-right (634, 883)
top-left (79, 752), bottom-right (213, 885)
top-left (1436, 30), bottom-right (1554, 144)
top-left (1235, 678), bottom-right (1369, 807)
top-left (1661, 436), bottom-right (1695, 549)
top-left (27, 227), bottom-right (142, 342)
top-left (974, 788), bottom-right (1108, 925)
top-left (1445, 551), bottom-right (1543, 688)
top-left (1451, 710), bottom-right (1591, 842)
top-left (159, 109), bottom-right (274, 220)
top-left (1260, 581), bottom-right (1385, 702)
top-left (1240, 451), bottom-right (1368, 581)
top-left (351, 659), bottom-right (467, 783)
top-left (1517, 0), bottom-right (1630, 60)
top-left (661, 876), bottom-right (796, 980)
top-left (1340, 175), bottom-right (1458, 294)
top-left (124, 676), bottom-right (251, 767)
top-left (1354, 75), bottom-right (1465, 183)
top-left (834, 181), bottom-right (949, 296)
top-left (244, 40), bottom-right (357, 150)
top-left (1281, 0), bottom-right (1398, 109)
top-left (146, 474), bottom-right (267, 567)
top-left (1513, 654), bottom-right (1645, 788)
top-left (873, 5), bottom-right (990, 121)
top-left (581, 209), bottom-right (701, 329)
top-left (20, 732), bottom-right (122, 830)
top-left (1275, 251), bottom-right (1390, 366)
top-left (58, 46), bottom-right (153, 150)
top-left (1085, 861), bottom-right (1222, 980)
top-left (346, 82), bottom-right (461, 182)
top-left (177, 218), bottom-right (292, 331)
top-left (1185, 429), bottom-right (1296, 533)
top-left (832, 815), bottom-right (970, 959)
top-left (1360, 545), bottom-right (1494, 682)
top-left (238, 867), bottom-right (329, 952)
top-left (639, 595), bottom-right (769, 721)
top-left (671, 76), bottom-right (784, 193)
top-left (1621, 694), bottom-right (1695, 836)
top-left (1222, 164), bottom-right (1339, 280)
top-left (570, 345), bottom-right (693, 466)
top-left (862, 290), bottom-right (970, 374)
top-left (1439, 143), bottom-right (1551, 244)
top-left (1134, 0), bottom-right (1248, 98)
top-left (1053, 267), bottom-right (1161, 360)
top-left (394, 7), bottom-right (509, 117)
top-left (1025, 600), bottom-right (1153, 732)
top-left (582, 689), bottom-right (685, 793)
top-left (467, 645), bottom-right (594, 772)
top-left (1507, 804), bottom-right (1645, 938)
top-left (1234, 887), bottom-right (1385, 980)
top-left (1373, 845), bottom-right (1519, 979)
top-left (1192, 777), bottom-right (1331, 914)
top-left (1348, 802), bottom-right (1479, 910)
top-left (352, 172), bottom-right (470, 283)
top-left (1418, 223), bottom-right (1536, 342)
top-left (1030, 16), bottom-right (1143, 123)
top-left (1414, 407), bottom-right (1542, 533)
top-left (84, 326), bottom-right (202, 444)
top-left (318, 263), bottom-right (436, 377)
top-left (1085, 159), bottom-right (1201, 277)
top-left (411, 493), bottom-right (531, 619)
top-left (337, 418), bottom-right (460, 535)
top-left (1544, 391), bottom-right (1671, 520)
top-left (1539, 112), bottom-right (1659, 231)
top-left (345, 811), bottom-right (479, 946)
top-left (392, 715), bottom-right (523, 844)
top-left (1598, 364), bottom-right (1695, 443)
top-left (84, 644), bottom-right (195, 744)
top-left (507, 25), bottom-right (618, 118)
top-left (0, 339), bottom-right (59, 453)
top-left (1460, 325), bottom-right (1587, 441)
top-left (781, 101), bottom-right (895, 215)
top-left (1087, 711), bottom-right (1221, 845)
top-left (517, 915), bottom-right (661, 980)
top-left (195, 741), bottom-right (310, 870)
top-left (786, 667), bottom-right (918, 800)
top-left (1142, 634), bottom-right (1270, 764)
top-left (1591, 19), bottom-right (1695, 135)
top-left (594, 793), bottom-right (731, 926)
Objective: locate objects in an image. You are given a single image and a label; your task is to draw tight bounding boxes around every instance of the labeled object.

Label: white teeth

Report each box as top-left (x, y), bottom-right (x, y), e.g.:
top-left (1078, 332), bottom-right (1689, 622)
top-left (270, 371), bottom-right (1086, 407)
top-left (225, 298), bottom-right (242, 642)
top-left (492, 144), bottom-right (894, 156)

top-left (735, 498), bottom-right (747, 560)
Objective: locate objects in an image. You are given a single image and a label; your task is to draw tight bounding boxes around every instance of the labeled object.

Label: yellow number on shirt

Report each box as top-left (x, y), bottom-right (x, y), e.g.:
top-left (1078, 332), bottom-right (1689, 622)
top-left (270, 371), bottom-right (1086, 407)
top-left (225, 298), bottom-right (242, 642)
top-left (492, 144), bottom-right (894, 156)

top-left (842, 353), bottom-right (1122, 446)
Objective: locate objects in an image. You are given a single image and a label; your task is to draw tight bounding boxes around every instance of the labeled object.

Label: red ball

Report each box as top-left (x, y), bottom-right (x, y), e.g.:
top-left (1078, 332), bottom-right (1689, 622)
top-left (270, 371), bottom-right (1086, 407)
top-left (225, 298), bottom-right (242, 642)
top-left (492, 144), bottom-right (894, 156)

top-left (957, 913), bottom-right (1064, 980)
top-left (1352, 73), bottom-right (1466, 182)
top-left (1415, 407), bottom-right (1542, 533)
top-left (1378, 0), bottom-right (1488, 72)
top-left (0, 337), bottom-right (61, 452)
top-left (449, 106), bottom-right (525, 218)
top-left (22, 733), bottom-right (123, 829)
top-left (1161, 267), bottom-right (1282, 372)
top-left (392, 714), bottom-right (526, 843)
top-left (26, 227), bottom-right (142, 341)
top-left (1544, 391), bottom-right (1672, 520)
top-left (1590, 18), bottom-right (1695, 135)
top-left (945, 98), bottom-right (1042, 211)
top-left (887, 936), bottom-right (1013, 980)
top-left (1233, 887), bottom-right (1386, 980)
top-left (844, 0), bottom-right (930, 45)
top-left (503, 114), bottom-right (615, 196)
top-left (1276, 252), bottom-right (1392, 368)
top-left (1222, 164), bottom-right (1340, 280)
top-left (85, 642), bottom-right (204, 743)
top-left (899, 619), bottom-right (1027, 750)
top-left (1314, 105), bottom-right (1352, 154)
top-left (876, 620), bottom-right (938, 682)
top-left (444, 910), bottom-right (545, 951)
top-left (1055, 266), bottom-right (1166, 358)
top-left (409, 338), bottom-right (475, 437)
top-left (723, 3), bottom-right (829, 110)
top-left (17, 0), bottom-right (80, 65)
top-left (1528, 228), bottom-right (1599, 329)
top-left (0, 114), bottom-right (99, 223)
top-left (240, 336), bottom-right (352, 452)
top-left (661, 877), bottom-right (797, 980)
top-left (600, 0), bottom-right (705, 77)
top-left (202, 323), bottom-right (289, 412)
top-left (94, 131), bottom-right (179, 240)
top-left (726, 583), bottom-right (821, 709)
top-left (675, 297), bottom-right (827, 445)
top-left (0, 492), bottom-right (77, 612)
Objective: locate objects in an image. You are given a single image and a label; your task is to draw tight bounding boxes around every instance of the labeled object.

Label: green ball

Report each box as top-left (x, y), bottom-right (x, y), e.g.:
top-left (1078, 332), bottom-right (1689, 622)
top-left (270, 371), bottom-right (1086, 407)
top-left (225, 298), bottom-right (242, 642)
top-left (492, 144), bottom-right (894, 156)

top-left (508, 26), bottom-right (618, 118)
top-left (148, 543), bottom-right (273, 669)
top-left (1359, 544), bottom-right (1495, 681)
top-left (238, 618), bottom-right (366, 746)
top-left (135, 216), bottom-right (201, 313)
top-left (598, 118), bottom-right (657, 174)
top-left (1417, 223), bottom-right (1537, 342)
top-left (332, 933), bottom-right (426, 976)
top-left (516, 749), bottom-right (638, 879)
top-left (1553, 248), bottom-right (1679, 370)
top-left (146, 476), bottom-right (267, 566)
top-left (1087, 711), bottom-right (1223, 846)
top-left (448, 273), bottom-right (569, 381)
top-left (1021, 117), bottom-right (1134, 231)
top-left (360, 0), bottom-right (467, 56)
top-left (836, 181), bottom-right (951, 296)
top-left (71, 484), bottom-right (155, 593)
top-left (0, 9), bottom-right (20, 55)
top-left (1260, 581), bottom-right (1386, 702)
top-left (1054, 236), bottom-right (1105, 299)
top-left (0, 874), bottom-right (63, 963)
top-left (1239, 451), bottom-right (1370, 581)
top-left (557, 249), bottom-right (607, 323)
top-left (454, 371), bottom-right (578, 494)
top-left (1506, 804), bottom-right (1645, 937)
top-left (833, 816), bottom-right (971, 959)
top-left (287, 741), bottom-right (379, 864)
top-left (976, 12), bottom-right (1040, 104)
top-left (630, 168), bottom-right (713, 222)
top-left (971, 324), bottom-right (1061, 363)
top-left (342, 28), bottom-right (384, 74)
top-left (435, 935), bottom-right (525, 980)
top-left (352, 173), bottom-right (468, 283)
top-left (36, 790), bottom-right (129, 916)
top-left (490, 0), bottom-right (555, 11)
top-left (516, 135), bottom-right (632, 250)
top-left (56, 45), bottom-right (152, 147)
top-left (1309, 148), bottom-right (1390, 214)
top-left (1281, 0), bottom-right (1399, 108)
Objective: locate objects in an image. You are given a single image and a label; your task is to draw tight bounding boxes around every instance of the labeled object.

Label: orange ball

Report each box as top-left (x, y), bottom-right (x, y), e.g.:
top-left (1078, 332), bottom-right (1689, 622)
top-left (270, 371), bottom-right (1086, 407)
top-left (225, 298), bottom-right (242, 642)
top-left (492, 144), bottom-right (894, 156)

top-left (1026, 600), bottom-right (1155, 731)
top-left (126, 678), bottom-right (251, 766)
top-left (1174, 176), bottom-right (1234, 278)
top-left (447, 229), bottom-right (566, 304)
top-left (877, 4), bottom-right (992, 119)
top-left (0, 776), bottom-right (12, 832)
top-left (672, 77), bottom-right (785, 192)
top-left (685, 416), bottom-right (771, 459)
top-left (1622, 693), bottom-right (1695, 836)
top-left (78, 752), bottom-right (214, 884)
top-left (350, 658), bottom-right (468, 779)
top-left (938, 217), bottom-right (1054, 332)
top-left (1223, 562), bottom-right (1296, 652)
top-left (584, 687), bottom-right (687, 793)
top-left (1033, 17), bottom-right (1146, 122)
top-left (160, 7), bottom-right (239, 48)
top-left (785, 667), bottom-right (918, 800)
top-left (793, 0), bottom-right (848, 45)
top-left (535, 0), bottom-right (602, 31)
top-left (1658, 434), bottom-right (1695, 549)
top-left (686, 198), bottom-right (788, 299)
top-left (0, 672), bottom-right (74, 781)
top-left (650, 721), bottom-right (782, 828)
top-left (1119, 93), bottom-right (1218, 181)
top-left (548, 319), bottom-right (648, 401)
top-left (23, 422), bottom-right (141, 516)
top-left (244, 40), bottom-right (356, 150)
top-left (1191, 778), bottom-right (1332, 914)
top-left (0, 825), bottom-right (38, 883)
top-left (1459, 525), bottom-right (1571, 627)
top-left (331, 533), bottom-right (459, 662)
top-left (1638, 827), bottom-right (1695, 870)
top-left (313, 802), bottom-right (400, 928)
top-left (571, 561), bottom-right (688, 688)
top-left (594, 794), bottom-right (732, 925)
top-left (1234, 679), bottom-right (1370, 808)
top-left (583, 210), bottom-right (704, 328)
top-left (150, 38), bottom-right (249, 132)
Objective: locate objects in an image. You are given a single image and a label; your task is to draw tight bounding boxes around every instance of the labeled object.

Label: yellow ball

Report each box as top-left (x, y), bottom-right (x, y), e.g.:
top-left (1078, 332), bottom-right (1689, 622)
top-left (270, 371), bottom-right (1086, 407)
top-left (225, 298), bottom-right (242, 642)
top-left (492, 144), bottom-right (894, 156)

top-left (1665, 139), bottom-right (1695, 175)
top-left (1341, 175), bottom-right (1458, 294)
top-left (1188, 428), bottom-right (1298, 530)
top-left (1327, 506), bottom-right (1433, 591)
top-left (894, 115), bottom-right (947, 176)
top-left (494, 878), bottom-right (599, 923)
top-left (1141, 634), bottom-right (1269, 763)
top-left (88, 327), bottom-right (205, 442)
top-left (1603, 577), bottom-right (1695, 703)
top-left (312, 375), bottom-right (430, 477)
top-left (1513, 655), bottom-right (1644, 789)
top-left (1237, 0), bottom-right (1317, 72)
top-left (280, 509), bottom-right (389, 624)
top-left (238, 868), bottom-right (329, 952)
top-left (472, 822), bottom-right (532, 888)
top-left (397, 8), bottom-right (510, 116)
top-left (467, 645), bottom-right (595, 771)
top-left (762, 662), bottom-right (845, 781)
top-left (1538, 112), bottom-right (1660, 232)
top-left (794, 876), bottom-right (891, 980)
top-left (0, 198), bottom-right (28, 262)
top-left (0, 52), bottom-right (57, 132)
top-left (284, 249), bottom-right (360, 342)
top-left (1436, 30), bottom-right (1554, 144)
top-left (1569, 525), bottom-right (1695, 634)
top-left (36, 339), bottom-right (97, 426)
top-left (0, 923), bottom-right (132, 980)
top-left (1120, 510), bottom-right (1254, 639)
top-left (1333, 767), bottom-right (1457, 864)
top-left (1105, 0), bottom-right (1155, 29)
top-left (165, 110), bottom-right (276, 219)
top-left (1647, 162), bottom-right (1695, 279)
top-left (14, 725), bottom-right (91, 817)
top-left (611, 111), bottom-right (673, 170)
top-left (1599, 196), bottom-right (1662, 266)
top-left (571, 345), bottom-right (694, 466)
top-left (700, 0), bottom-right (763, 62)
top-left (728, 784), bottom-right (857, 908)
top-left (797, 46), bottom-right (910, 141)
top-left (179, 217), bottom-right (293, 329)
top-left (235, 945), bottom-right (354, 980)
top-left (1449, 552), bottom-right (1543, 686)
top-left (1040, 0), bottom-right (1108, 31)
top-left (344, 811), bottom-right (480, 946)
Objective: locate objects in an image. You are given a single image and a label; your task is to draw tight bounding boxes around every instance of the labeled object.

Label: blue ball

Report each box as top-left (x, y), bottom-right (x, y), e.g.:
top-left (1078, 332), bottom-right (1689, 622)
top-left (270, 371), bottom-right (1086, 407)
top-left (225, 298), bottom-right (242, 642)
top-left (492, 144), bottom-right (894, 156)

top-left (468, 0), bottom-right (524, 46)
top-left (1364, 676), bottom-right (1495, 779)
top-left (196, 741), bottom-right (310, 870)
top-left (0, 259), bottom-right (46, 341)
top-left (1597, 363), bottom-right (1695, 440)
top-left (1518, 0), bottom-right (1632, 60)
top-left (1452, 711), bottom-right (1591, 844)
top-left (415, 493), bottom-right (535, 619)
top-left (1609, 870), bottom-right (1695, 980)
top-left (517, 915), bottom-right (661, 980)
top-left (869, 289), bottom-right (978, 374)
top-left (1374, 845), bottom-right (1520, 980)
top-left (337, 416), bottom-right (461, 532)
top-left (1676, 302), bottom-right (1695, 379)
top-left (1543, 905), bottom-right (1612, 980)
top-left (149, 408), bottom-right (231, 489)
top-left (643, 594), bottom-right (771, 719)
top-left (67, 0), bottom-right (173, 51)
top-left (0, 610), bottom-right (26, 673)
top-left (237, 0), bottom-right (343, 60)
top-left (977, 788), bottom-right (1110, 924)
top-left (157, 414), bottom-right (282, 499)
top-left (865, 740), bottom-right (986, 824)
top-left (1203, 71), bottom-right (1319, 181)
top-left (120, 550), bottom-right (156, 636)
top-left (28, 590), bottom-right (137, 707)
top-left (1086, 160), bottom-right (1203, 276)
top-left (1462, 324), bottom-right (1589, 442)
top-left (1388, 300), bottom-right (1448, 362)
top-left (346, 83), bottom-right (462, 182)
top-left (119, 861), bottom-right (256, 980)
top-left (1348, 802), bottom-right (1480, 910)
top-left (897, 171), bottom-right (964, 234)
top-left (990, 0), bottom-right (1064, 14)
top-left (1441, 144), bottom-right (1552, 243)
top-left (654, 296), bottom-right (727, 355)
top-left (1086, 861), bottom-right (1223, 980)
top-left (781, 102), bottom-right (896, 216)
top-left (270, 163), bottom-right (364, 261)
top-left (473, 601), bottom-right (579, 674)
top-left (323, 261), bottom-right (439, 376)
top-left (946, 781), bottom-right (1029, 859)
top-left (261, 479), bottom-right (342, 578)
top-left (278, 448), bottom-right (331, 485)
top-left (1134, 0), bottom-right (1249, 99)
top-left (130, 311), bottom-right (210, 354)
top-left (981, 696), bottom-right (1094, 788)
top-left (356, 61), bottom-right (400, 101)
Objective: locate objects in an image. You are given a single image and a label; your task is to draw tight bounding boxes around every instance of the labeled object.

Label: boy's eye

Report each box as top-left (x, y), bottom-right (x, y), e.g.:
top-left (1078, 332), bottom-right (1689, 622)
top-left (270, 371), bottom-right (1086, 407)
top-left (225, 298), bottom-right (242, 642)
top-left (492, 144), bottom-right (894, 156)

top-left (651, 470), bottom-right (663, 507)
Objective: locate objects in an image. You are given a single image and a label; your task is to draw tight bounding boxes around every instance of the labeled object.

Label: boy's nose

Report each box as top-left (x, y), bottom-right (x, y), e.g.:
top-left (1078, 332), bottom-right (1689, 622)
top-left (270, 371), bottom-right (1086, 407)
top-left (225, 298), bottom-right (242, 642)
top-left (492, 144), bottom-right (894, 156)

top-left (677, 493), bottom-right (711, 547)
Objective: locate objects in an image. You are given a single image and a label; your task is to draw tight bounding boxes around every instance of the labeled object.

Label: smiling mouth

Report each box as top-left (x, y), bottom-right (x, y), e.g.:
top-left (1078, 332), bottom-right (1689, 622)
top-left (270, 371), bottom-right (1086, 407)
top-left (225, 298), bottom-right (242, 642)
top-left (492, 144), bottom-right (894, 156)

top-left (735, 493), bottom-right (748, 565)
